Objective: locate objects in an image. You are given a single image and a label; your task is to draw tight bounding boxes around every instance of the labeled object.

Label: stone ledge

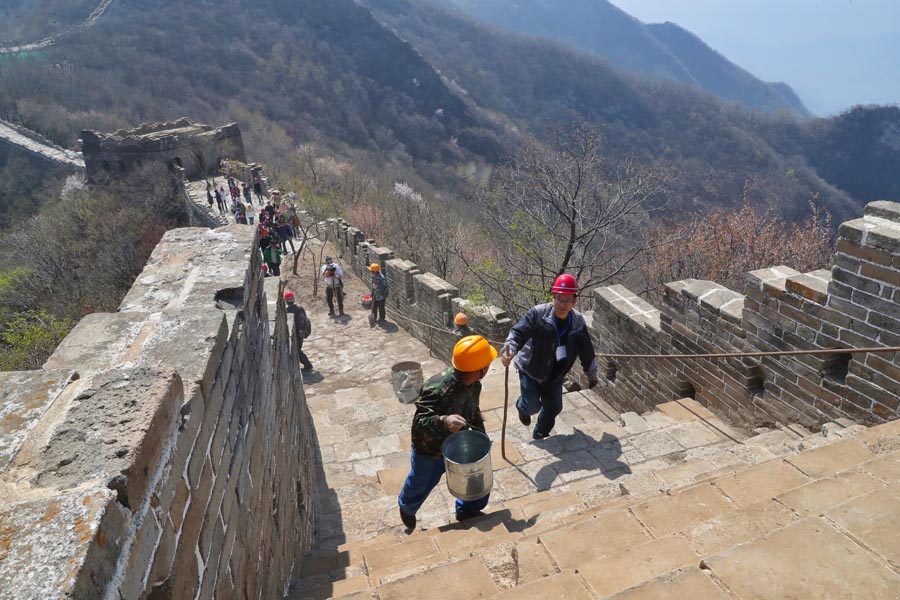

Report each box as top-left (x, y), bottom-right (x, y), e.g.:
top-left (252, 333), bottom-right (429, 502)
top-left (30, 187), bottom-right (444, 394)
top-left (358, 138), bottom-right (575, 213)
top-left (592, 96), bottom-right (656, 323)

top-left (0, 487), bottom-right (125, 600)
top-left (864, 201), bottom-right (900, 224)
top-left (786, 270), bottom-right (832, 306)
top-left (744, 266), bottom-right (801, 295)
top-left (0, 370), bottom-right (73, 472)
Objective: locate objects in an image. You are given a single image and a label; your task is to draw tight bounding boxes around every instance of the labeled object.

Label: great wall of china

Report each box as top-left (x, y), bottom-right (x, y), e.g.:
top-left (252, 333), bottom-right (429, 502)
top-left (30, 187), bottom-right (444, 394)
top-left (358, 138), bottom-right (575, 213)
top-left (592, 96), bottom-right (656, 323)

top-left (3, 121), bottom-right (900, 598)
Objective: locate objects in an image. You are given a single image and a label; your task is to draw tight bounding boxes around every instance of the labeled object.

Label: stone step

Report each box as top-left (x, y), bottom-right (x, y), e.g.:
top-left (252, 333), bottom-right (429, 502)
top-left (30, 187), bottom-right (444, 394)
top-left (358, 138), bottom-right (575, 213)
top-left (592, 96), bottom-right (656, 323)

top-left (291, 409), bottom-right (898, 600)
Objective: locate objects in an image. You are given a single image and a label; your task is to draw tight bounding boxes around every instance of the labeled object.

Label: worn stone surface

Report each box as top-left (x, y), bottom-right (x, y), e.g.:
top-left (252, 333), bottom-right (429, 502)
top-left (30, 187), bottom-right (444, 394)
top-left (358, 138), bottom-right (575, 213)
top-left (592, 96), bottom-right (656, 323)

top-left (0, 487), bottom-right (121, 599)
top-left (376, 558), bottom-right (497, 600)
top-left (0, 370), bottom-right (71, 472)
top-left (712, 460), bottom-right (810, 507)
top-left (608, 567), bottom-right (729, 599)
top-left (827, 482), bottom-right (900, 568)
top-left (631, 483), bottom-right (734, 537)
top-left (579, 536), bottom-right (697, 597)
top-left (682, 499), bottom-right (798, 555)
top-left (704, 517), bottom-right (900, 598)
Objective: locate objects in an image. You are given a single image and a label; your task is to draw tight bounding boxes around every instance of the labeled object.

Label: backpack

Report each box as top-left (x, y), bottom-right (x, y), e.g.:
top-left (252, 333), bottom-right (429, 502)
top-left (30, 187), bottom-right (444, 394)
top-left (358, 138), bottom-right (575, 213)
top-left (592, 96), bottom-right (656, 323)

top-left (298, 310), bottom-right (312, 339)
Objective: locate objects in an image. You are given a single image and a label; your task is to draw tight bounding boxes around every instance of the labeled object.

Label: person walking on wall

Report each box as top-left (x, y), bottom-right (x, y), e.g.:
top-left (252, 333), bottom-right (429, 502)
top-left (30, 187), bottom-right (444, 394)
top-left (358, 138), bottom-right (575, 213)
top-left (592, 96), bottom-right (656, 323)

top-left (321, 256), bottom-right (344, 317)
top-left (500, 274), bottom-right (599, 440)
top-left (398, 335), bottom-right (498, 529)
top-left (285, 290), bottom-right (314, 372)
top-left (214, 186), bottom-right (227, 214)
top-left (369, 263), bottom-right (389, 324)
top-left (263, 239), bottom-right (282, 277)
top-left (253, 176), bottom-right (264, 204)
top-left (453, 312), bottom-right (472, 340)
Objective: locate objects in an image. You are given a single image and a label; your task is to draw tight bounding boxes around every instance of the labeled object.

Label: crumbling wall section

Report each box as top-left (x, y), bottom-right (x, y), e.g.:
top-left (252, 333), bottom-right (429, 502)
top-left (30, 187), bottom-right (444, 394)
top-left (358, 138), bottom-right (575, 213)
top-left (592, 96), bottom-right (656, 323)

top-left (591, 201), bottom-right (900, 430)
top-left (329, 218), bottom-right (512, 361)
top-left (0, 226), bottom-right (316, 599)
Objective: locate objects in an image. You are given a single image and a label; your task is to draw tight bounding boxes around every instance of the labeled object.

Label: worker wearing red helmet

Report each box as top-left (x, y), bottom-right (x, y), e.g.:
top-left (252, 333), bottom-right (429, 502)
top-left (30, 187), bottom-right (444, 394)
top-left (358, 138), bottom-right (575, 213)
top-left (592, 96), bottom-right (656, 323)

top-left (500, 274), bottom-right (599, 439)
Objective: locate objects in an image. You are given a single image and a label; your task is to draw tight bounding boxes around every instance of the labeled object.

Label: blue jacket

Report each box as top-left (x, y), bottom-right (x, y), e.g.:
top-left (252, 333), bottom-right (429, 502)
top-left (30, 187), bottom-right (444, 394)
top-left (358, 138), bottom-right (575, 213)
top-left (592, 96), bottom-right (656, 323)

top-left (502, 303), bottom-right (598, 383)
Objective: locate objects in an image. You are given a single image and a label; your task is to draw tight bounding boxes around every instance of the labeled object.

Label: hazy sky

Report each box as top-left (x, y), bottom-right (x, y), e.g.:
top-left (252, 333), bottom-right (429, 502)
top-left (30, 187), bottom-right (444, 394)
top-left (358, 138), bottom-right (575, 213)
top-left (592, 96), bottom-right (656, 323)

top-left (611, 0), bottom-right (900, 116)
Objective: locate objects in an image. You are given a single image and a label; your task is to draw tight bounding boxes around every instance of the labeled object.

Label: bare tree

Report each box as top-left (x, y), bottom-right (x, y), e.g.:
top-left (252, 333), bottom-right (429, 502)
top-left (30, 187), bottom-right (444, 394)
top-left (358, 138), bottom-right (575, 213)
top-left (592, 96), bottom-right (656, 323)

top-left (462, 122), bottom-right (670, 317)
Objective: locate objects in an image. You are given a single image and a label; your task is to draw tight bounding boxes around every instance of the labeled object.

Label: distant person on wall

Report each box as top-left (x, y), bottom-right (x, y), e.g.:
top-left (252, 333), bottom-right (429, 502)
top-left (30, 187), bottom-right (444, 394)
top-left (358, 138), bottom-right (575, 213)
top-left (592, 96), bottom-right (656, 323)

top-left (276, 214), bottom-right (296, 255)
top-left (214, 187), bottom-right (226, 214)
top-left (397, 335), bottom-right (497, 530)
top-left (264, 201), bottom-right (276, 220)
top-left (369, 263), bottom-right (389, 325)
top-left (253, 176), bottom-right (264, 204)
top-left (284, 290), bottom-right (314, 372)
top-left (206, 186), bottom-right (214, 210)
top-left (321, 256), bottom-right (344, 317)
top-left (242, 182), bottom-right (252, 205)
top-left (453, 312), bottom-right (472, 340)
top-left (263, 239), bottom-right (282, 277)
top-left (218, 186), bottom-right (229, 214)
top-left (500, 274), bottom-right (599, 440)
top-left (246, 202), bottom-right (256, 225)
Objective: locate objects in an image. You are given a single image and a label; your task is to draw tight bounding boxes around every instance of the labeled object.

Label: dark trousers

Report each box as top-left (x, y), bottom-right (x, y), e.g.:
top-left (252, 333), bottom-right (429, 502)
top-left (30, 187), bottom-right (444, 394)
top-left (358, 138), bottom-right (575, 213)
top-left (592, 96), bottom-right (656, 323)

top-left (297, 340), bottom-right (313, 370)
top-left (372, 299), bottom-right (386, 321)
top-left (268, 261), bottom-right (281, 277)
top-left (517, 372), bottom-right (565, 437)
top-left (326, 285), bottom-right (343, 315)
top-left (398, 451), bottom-right (490, 518)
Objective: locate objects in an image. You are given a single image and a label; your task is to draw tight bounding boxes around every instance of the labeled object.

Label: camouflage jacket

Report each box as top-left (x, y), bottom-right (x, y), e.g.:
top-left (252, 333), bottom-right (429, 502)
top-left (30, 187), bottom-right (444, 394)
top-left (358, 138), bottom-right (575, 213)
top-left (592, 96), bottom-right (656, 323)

top-left (453, 324), bottom-right (473, 339)
top-left (411, 368), bottom-right (485, 458)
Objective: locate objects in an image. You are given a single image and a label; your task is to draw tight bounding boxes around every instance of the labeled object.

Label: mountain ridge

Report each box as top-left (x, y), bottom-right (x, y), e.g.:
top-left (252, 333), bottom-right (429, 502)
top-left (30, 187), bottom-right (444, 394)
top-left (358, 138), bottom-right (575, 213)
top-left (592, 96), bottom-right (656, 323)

top-left (442, 0), bottom-right (810, 117)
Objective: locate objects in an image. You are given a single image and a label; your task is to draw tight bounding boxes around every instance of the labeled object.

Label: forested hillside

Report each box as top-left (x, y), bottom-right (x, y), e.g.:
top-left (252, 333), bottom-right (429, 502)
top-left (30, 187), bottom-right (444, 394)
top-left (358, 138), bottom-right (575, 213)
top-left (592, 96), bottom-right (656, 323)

top-left (0, 0), bottom-right (897, 224)
top-left (443, 0), bottom-right (810, 117)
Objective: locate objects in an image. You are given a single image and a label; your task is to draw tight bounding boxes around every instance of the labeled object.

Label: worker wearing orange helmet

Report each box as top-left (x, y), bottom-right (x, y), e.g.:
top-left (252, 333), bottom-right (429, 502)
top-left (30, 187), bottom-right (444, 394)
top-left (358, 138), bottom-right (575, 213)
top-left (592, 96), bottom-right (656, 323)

top-left (453, 312), bottom-right (472, 340)
top-left (369, 263), bottom-right (389, 325)
top-left (500, 274), bottom-right (599, 439)
top-left (398, 335), bottom-right (497, 530)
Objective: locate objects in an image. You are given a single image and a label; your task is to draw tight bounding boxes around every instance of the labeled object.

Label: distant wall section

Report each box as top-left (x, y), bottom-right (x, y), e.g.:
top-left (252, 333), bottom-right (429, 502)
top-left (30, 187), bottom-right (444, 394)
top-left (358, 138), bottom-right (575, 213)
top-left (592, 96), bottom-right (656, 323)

top-left (82, 118), bottom-right (246, 183)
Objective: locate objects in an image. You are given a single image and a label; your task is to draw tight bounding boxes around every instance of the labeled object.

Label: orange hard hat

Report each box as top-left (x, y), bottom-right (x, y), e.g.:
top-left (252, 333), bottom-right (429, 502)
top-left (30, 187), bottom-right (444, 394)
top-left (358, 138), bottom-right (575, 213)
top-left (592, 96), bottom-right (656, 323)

top-left (454, 312), bottom-right (469, 326)
top-left (452, 335), bottom-right (497, 372)
top-left (551, 273), bottom-right (578, 294)
top-left (284, 290), bottom-right (295, 302)
top-left (369, 263), bottom-right (380, 272)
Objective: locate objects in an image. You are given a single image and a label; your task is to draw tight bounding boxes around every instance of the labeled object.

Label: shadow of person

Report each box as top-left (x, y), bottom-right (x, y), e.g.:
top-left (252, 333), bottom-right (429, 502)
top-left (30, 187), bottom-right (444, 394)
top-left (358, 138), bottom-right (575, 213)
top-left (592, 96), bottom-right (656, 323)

top-left (377, 321), bottom-right (400, 334)
top-left (533, 429), bottom-right (631, 491)
top-left (301, 370), bottom-right (324, 384)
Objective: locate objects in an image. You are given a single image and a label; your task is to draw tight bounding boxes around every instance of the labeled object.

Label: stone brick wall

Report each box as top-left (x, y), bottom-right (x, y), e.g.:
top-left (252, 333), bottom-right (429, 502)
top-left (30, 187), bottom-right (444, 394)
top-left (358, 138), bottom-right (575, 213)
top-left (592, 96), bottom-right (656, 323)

top-left (328, 219), bottom-right (512, 361)
top-left (590, 201), bottom-right (900, 431)
top-left (82, 118), bottom-right (246, 183)
top-left (0, 226), bottom-right (316, 599)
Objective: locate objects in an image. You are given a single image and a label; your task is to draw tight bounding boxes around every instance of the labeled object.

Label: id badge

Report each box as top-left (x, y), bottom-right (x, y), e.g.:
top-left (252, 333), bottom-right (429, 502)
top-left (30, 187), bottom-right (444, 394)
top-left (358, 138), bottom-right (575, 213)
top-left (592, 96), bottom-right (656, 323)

top-left (556, 345), bottom-right (567, 361)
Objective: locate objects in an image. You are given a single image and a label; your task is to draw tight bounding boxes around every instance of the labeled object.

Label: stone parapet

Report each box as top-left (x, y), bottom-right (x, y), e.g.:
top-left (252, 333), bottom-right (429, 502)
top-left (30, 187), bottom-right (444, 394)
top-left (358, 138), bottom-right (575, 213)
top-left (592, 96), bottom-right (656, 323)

top-left (328, 218), bottom-right (512, 360)
top-left (590, 201), bottom-right (900, 431)
top-left (0, 226), bottom-right (315, 599)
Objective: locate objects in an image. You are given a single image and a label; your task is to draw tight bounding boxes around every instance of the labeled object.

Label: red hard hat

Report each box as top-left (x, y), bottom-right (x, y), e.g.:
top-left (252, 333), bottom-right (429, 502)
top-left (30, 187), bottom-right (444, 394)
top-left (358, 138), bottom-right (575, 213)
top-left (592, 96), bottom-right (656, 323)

top-left (284, 290), bottom-right (295, 302)
top-left (551, 273), bottom-right (578, 294)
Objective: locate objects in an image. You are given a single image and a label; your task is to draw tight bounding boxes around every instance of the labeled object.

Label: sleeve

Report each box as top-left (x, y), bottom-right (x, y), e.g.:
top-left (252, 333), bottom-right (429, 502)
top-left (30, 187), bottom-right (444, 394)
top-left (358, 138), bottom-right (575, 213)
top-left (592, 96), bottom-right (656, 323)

top-left (578, 329), bottom-right (599, 380)
top-left (412, 386), bottom-right (447, 436)
top-left (501, 307), bottom-right (534, 357)
top-left (335, 265), bottom-right (344, 277)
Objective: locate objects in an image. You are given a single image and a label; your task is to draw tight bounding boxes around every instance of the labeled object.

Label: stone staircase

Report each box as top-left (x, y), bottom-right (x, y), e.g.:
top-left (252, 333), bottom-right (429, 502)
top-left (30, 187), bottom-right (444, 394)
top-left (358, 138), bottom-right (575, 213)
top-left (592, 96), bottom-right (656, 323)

top-left (288, 357), bottom-right (900, 599)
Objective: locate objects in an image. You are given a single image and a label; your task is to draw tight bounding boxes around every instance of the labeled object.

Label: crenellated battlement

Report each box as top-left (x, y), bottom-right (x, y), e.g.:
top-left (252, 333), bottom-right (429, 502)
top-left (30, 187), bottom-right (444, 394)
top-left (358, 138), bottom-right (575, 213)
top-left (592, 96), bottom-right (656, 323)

top-left (591, 200), bottom-right (900, 431)
top-left (328, 218), bottom-right (513, 361)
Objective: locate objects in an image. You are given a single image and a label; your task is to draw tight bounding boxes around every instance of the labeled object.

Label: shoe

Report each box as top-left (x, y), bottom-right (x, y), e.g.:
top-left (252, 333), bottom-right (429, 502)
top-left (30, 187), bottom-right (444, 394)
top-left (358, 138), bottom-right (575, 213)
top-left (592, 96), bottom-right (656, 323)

top-left (456, 510), bottom-right (485, 523)
top-left (532, 430), bottom-right (550, 440)
top-left (517, 409), bottom-right (531, 427)
top-left (328, 312), bottom-right (335, 317)
top-left (301, 365), bottom-right (314, 372)
top-left (339, 311), bottom-right (345, 316)
top-left (399, 508), bottom-right (416, 529)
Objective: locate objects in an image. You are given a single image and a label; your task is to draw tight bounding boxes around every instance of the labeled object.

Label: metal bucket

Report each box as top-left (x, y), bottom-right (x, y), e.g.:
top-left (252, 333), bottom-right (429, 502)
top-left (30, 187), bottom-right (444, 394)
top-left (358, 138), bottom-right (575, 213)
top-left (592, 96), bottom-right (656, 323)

top-left (391, 361), bottom-right (423, 404)
top-left (360, 294), bottom-right (373, 309)
top-left (442, 429), bottom-right (493, 501)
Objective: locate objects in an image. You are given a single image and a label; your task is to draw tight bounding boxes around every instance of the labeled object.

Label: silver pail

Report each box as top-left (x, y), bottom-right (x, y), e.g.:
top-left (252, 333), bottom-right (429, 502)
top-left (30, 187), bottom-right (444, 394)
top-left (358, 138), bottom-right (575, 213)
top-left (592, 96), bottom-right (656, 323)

top-left (442, 429), bottom-right (493, 501)
top-left (391, 361), bottom-right (423, 404)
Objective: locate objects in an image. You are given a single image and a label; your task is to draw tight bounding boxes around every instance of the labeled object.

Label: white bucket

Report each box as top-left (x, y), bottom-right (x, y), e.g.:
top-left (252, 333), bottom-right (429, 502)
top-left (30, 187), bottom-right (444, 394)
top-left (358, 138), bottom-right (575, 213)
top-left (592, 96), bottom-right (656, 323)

top-left (391, 361), bottom-right (423, 404)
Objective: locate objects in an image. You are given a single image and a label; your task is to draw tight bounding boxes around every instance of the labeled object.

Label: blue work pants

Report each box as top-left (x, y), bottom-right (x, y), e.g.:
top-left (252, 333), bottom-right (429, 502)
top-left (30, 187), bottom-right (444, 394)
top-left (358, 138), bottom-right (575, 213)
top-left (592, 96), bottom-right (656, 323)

top-left (398, 451), bottom-right (490, 518)
top-left (516, 372), bottom-right (565, 436)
